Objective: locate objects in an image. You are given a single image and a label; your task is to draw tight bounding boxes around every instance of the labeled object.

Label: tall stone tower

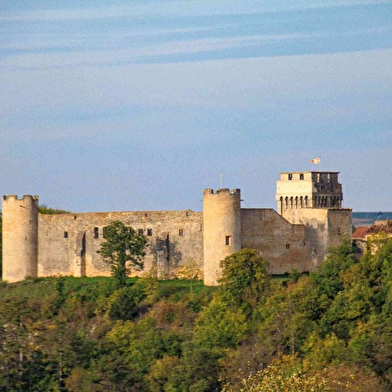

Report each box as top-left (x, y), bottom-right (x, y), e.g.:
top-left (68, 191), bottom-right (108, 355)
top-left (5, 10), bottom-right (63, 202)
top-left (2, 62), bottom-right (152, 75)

top-left (276, 171), bottom-right (343, 219)
top-left (203, 188), bottom-right (241, 286)
top-left (276, 171), bottom-right (351, 268)
top-left (2, 195), bottom-right (39, 282)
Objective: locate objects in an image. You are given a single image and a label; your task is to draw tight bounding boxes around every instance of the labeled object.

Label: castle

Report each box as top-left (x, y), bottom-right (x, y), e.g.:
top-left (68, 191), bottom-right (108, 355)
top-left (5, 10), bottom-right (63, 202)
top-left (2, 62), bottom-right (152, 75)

top-left (2, 171), bottom-right (352, 286)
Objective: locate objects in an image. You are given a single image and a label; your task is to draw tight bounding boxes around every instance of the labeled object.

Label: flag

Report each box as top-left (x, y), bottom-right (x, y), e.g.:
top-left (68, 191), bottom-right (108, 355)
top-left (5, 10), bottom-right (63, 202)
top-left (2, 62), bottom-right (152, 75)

top-left (310, 156), bottom-right (321, 164)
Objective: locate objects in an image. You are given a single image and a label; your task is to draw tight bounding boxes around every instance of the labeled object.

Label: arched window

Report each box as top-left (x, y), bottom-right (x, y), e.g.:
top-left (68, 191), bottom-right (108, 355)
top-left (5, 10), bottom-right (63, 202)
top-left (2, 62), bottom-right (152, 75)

top-left (93, 227), bottom-right (99, 239)
top-left (304, 196), bottom-right (308, 207)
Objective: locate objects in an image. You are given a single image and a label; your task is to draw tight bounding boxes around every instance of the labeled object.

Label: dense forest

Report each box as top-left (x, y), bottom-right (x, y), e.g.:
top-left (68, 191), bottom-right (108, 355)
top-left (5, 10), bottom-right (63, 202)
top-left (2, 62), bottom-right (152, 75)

top-left (1, 237), bottom-right (392, 391)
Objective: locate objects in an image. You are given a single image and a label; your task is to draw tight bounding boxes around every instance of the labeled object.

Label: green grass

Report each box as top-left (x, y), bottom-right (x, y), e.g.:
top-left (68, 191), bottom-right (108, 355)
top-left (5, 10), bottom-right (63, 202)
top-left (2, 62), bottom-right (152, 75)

top-left (0, 276), bottom-right (217, 302)
top-left (0, 273), bottom-right (293, 304)
top-left (158, 278), bottom-right (217, 295)
top-left (0, 276), bottom-right (118, 301)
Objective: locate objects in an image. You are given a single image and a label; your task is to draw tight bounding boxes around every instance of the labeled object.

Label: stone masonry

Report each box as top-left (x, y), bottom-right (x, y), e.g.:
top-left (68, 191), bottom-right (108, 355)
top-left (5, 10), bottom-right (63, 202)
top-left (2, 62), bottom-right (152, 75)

top-left (2, 171), bottom-right (352, 285)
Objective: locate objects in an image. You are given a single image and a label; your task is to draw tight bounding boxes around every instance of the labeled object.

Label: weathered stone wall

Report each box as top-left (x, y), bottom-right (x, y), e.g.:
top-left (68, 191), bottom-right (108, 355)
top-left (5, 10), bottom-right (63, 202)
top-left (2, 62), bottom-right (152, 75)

top-left (2, 170), bottom-right (352, 284)
top-left (279, 208), bottom-right (329, 268)
top-left (241, 209), bottom-right (309, 274)
top-left (278, 208), bottom-right (351, 268)
top-left (327, 209), bottom-right (352, 248)
top-left (38, 210), bottom-right (203, 279)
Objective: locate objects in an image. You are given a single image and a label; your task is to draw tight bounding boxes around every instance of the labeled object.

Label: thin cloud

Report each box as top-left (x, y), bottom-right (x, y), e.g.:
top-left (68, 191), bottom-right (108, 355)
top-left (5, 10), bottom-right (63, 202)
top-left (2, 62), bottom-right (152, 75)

top-left (0, 24), bottom-right (236, 52)
top-left (1, 25), bottom-right (390, 71)
top-left (0, 31), bottom-right (328, 70)
top-left (0, 0), bottom-right (389, 22)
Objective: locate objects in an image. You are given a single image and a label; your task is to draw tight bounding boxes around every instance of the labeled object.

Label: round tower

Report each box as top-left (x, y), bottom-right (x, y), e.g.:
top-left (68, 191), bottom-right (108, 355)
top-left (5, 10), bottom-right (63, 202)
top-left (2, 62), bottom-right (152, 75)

top-left (203, 188), bottom-right (241, 286)
top-left (2, 195), bottom-right (39, 282)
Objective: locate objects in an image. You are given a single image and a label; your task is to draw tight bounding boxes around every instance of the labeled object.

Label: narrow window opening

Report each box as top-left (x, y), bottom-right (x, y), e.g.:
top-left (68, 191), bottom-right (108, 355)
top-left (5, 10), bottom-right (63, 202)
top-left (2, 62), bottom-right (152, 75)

top-left (93, 227), bottom-right (99, 239)
top-left (138, 229), bottom-right (144, 236)
top-left (286, 243), bottom-right (290, 249)
top-left (179, 228), bottom-right (184, 237)
top-left (147, 228), bottom-right (153, 236)
top-left (300, 173), bottom-right (304, 180)
top-left (225, 236), bottom-right (232, 246)
top-left (64, 231), bottom-right (69, 239)
top-left (288, 173), bottom-right (293, 180)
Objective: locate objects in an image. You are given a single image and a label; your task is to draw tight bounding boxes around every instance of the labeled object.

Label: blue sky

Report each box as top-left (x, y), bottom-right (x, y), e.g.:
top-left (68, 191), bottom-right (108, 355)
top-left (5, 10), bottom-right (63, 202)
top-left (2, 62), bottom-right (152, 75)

top-left (0, 0), bottom-right (391, 212)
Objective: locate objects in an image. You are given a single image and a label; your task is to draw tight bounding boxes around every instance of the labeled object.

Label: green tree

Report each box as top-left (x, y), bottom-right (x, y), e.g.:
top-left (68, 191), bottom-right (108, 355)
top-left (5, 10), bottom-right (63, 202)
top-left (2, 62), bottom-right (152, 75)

top-left (219, 248), bottom-right (270, 317)
top-left (98, 221), bottom-right (147, 288)
top-left (107, 287), bottom-right (139, 321)
top-left (311, 235), bottom-right (356, 304)
top-left (38, 205), bottom-right (69, 214)
top-left (146, 342), bottom-right (220, 392)
top-left (193, 296), bottom-right (249, 351)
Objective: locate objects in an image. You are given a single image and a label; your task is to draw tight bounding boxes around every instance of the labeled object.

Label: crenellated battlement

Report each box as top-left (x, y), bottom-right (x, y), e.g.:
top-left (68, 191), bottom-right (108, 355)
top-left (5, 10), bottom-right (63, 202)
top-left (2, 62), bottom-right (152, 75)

top-left (203, 188), bottom-right (240, 195)
top-left (3, 195), bottom-right (39, 204)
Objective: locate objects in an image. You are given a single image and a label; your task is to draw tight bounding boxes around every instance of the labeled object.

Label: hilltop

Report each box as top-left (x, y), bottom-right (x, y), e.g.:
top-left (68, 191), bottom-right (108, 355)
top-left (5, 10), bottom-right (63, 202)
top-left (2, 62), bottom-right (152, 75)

top-left (1, 242), bottom-right (391, 391)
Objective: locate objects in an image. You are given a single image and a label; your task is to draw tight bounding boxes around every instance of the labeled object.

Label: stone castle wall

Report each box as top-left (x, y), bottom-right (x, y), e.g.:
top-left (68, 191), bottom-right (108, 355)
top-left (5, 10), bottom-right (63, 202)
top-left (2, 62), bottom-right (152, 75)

top-left (2, 171), bottom-right (352, 285)
top-left (241, 209), bottom-right (309, 274)
top-left (327, 209), bottom-right (353, 248)
top-left (38, 210), bottom-right (203, 279)
top-left (279, 208), bottom-right (351, 268)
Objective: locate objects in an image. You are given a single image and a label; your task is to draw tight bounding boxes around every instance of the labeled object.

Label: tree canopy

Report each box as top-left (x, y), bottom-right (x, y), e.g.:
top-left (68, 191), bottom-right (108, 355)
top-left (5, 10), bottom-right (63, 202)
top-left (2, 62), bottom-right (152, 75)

top-left (1, 238), bottom-right (391, 390)
top-left (219, 248), bottom-right (270, 316)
